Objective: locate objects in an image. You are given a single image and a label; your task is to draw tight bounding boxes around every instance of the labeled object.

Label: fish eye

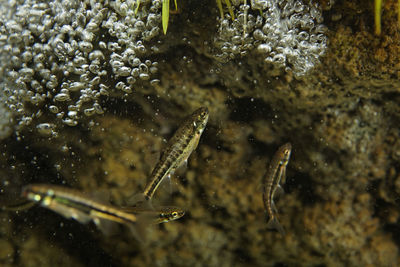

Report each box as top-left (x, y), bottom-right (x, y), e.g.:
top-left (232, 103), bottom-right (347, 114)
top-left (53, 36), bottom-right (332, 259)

top-left (172, 211), bottom-right (178, 217)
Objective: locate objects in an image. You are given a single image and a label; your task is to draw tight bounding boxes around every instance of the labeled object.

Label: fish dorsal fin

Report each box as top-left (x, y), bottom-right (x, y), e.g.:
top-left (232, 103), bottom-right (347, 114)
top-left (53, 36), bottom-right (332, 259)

top-left (273, 185), bottom-right (284, 199)
top-left (155, 174), bottom-right (181, 198)
top-left (280, 167), bottom-right (287, 185)
top-left (125, 192), bottom-right (146, 206)
top-left (175, 161), bottom-right (188, 177)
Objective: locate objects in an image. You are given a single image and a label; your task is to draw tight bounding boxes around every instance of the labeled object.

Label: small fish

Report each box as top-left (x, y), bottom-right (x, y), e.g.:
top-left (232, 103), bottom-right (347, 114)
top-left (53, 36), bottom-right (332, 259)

top-left (22, 184), bottom-right (138, 224)
top-left (122, 206), bottom-right (185, 224)
top-left (132, 107), bottom-right (209, 204)
top-left (262, 143), bottom-right (292, 235)
top-left (21, 184), bottom-right (184, 232)
top-left (22, 184), bottom-right (144, 237)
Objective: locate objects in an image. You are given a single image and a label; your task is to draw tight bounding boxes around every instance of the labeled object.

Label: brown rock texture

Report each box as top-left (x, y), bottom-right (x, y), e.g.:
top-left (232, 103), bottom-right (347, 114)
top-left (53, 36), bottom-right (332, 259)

top-left (1, 0), bottom-right (400, 266)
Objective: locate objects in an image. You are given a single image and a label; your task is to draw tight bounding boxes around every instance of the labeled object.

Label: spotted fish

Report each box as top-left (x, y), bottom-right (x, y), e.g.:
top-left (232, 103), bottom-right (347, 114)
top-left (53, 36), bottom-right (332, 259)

top-left (131, 107), bottom-right (209, 205)
top-left (122, 206), bottom-right (185, 224)
top-left (262, 143), bottom-right (292, 235)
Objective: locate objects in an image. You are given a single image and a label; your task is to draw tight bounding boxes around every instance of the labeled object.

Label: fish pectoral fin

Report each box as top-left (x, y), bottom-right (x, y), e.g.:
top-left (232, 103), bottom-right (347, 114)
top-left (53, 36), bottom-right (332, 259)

top-left (183, 159), bottom-right (189, 168)
top-left (127, 213), bottom-right (155, 243)
top-left (192, 135), bottom-right (200, 150)
top-left (271, 200), bottom-right (278, 213)
top-left (154, 173), bottom-right (176, 196)
top-left (51, 205), bottom-right (92, 224)
top-left (94, 218), bottom-right (119, 236)
top-left (163, 173), bottom-right (173, 192)
top-left (126, 193), bottom-right (148, 207)
top-left (274, 185), bottom-right (285, 198)
top-left (168, 174), bottom-right (174, 195)
top-left (281, 167), bottom-right (287, 185)
top-left (175, 161), bottom-right (188, 177)
top-left (266, 216), bottom-right (285, 236)
top-left (125, 193), bottom-right (155, 210)
top-left (157, 174), bottom-right (180, 196)
top-left (136, 199), bottom-right (155, 210)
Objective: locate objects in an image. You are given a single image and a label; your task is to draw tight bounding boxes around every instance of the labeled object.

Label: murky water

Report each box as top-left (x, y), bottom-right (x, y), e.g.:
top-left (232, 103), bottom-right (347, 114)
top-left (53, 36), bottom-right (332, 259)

top-left (1, 0), bottom-right (400, 266)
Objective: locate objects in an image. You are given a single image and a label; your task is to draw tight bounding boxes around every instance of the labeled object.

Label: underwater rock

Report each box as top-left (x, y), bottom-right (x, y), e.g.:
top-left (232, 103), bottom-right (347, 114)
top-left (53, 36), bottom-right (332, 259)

top-left (1, 0), bottom-right (400, 266)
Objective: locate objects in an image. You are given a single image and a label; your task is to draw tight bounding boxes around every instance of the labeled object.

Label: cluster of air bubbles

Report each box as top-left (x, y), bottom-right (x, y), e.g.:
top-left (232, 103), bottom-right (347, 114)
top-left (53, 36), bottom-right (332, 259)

top-left (0, 95), bottom-right (13, 140)
top-left (0, 0), bottom-right (163, 138)
top-left (213, 0), bottom-right (327, 76)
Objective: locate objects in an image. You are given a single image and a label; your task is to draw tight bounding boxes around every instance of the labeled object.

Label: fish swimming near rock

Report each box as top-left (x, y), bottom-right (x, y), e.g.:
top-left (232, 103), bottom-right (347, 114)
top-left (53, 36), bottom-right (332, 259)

top-left (262, 143), bottom-right (292, 235)
top-left (22, 184), bottom-right (140, 235)
top-left (130, 107), bottom-right (209, 205)
top-left (20, 184), bottom-right (184, 239)
top-left (121, 205), bottom-right (185, 224)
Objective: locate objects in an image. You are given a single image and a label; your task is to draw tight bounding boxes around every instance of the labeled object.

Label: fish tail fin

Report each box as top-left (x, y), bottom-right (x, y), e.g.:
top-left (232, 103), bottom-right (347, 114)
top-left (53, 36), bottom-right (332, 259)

top-left (2, 201), bottom-right (36, 211)
top-left (266, 216), bottom-right (285, 236)
top-left (126, 193), bottom-right (153, 209)
top-left (127, 212), bottom-right (156, 243)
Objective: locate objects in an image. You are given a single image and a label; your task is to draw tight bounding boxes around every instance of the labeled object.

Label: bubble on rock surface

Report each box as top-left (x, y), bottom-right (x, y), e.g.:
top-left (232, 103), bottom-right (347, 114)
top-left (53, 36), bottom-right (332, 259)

top-left (213, 0), bottom-right (327, 76)
top-left (0, 0), bottom-right (162, 137)
top-left (36, 123), bottom-right (56, 136)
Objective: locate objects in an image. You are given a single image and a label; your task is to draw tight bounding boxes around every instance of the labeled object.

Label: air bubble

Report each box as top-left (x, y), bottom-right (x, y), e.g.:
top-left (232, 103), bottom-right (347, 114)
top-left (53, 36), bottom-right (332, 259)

top-left (127, 76), bottom-right (136, 84)
top-left (118, 66), bottom-right (131, 76)
top-left (63, 118), bottom-right (78, 126)
top-left (93, 103), bottom-right (104, 114)
top-left (121, 85), bottom-right (133, 93)
top-left (68, 110), bottom-right (78, 118)
top-left (298, 31), bottom-right (309, 41)
top-left (150, 79), bottom-right (160, 86)
top-left (54, 93), bottom-right (70, 102)
top-left (139, 63), bottom-right (148, 73)
top-left (257, 44), bottom-right (271, 53)
top-left (131, 58), bottom-right (141, 67)
top-left (56, 112), bottom-right (65, 119)
top-left (89, 50), bottom-right (105, 60)
top-left (131, 68), bottom-right (140, 77)
top-left (90, 76), bottom-right (100, 85)
top-left (139, 73), bottom-right (150, 80)
top-left (116, 81), bottom-right (125, 90)
top-left (36, 123), bottom-right (55, 135)
top-left (84, 108), bottom-right (96, 116)
top-left (69, 82), bottom-right (85, 92)
top-left (149, 66), bottom-right (158, 74)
